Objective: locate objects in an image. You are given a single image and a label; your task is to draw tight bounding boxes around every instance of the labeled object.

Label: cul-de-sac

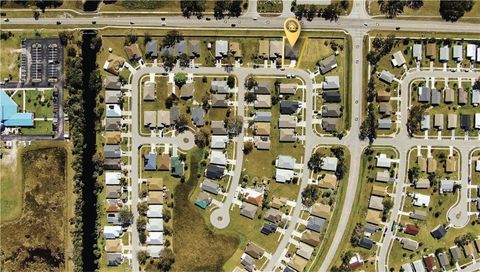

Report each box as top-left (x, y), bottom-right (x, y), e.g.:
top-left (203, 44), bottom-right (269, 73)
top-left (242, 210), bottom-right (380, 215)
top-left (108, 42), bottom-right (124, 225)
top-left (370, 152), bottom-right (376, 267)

top-left (1, 1), bottom-right (480, 272)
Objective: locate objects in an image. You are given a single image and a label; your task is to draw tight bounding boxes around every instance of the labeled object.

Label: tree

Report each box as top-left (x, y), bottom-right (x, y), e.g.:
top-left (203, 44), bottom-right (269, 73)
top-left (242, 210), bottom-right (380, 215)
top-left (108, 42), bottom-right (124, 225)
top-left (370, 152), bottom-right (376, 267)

top-left (119, 208), bottom-right (133, 227)
top-left (244, 92), bottom-right (257, 103)
top-left (383, 197), bottom-right (394, 211)
top-left (157, 248), bottom-right (175, 271)
top-left (162, 30), bottom-right (183, 48)
top-left (137, 216), bottom-right (147, 230)
top-left (440, 0), bottom-right (474, 22)
top-left (406, 0), bottom-right (423, 9)
top-left (308, 151), bottom-right (325, 173)
top-left (321, 3), bottom-right (342, 21)
top-left (137, 250), bottom-right (148, 265)
top-left (174, 72), bottom-right (187, 87)
top-left (378, 0), bottom-right (405, 18)
top-left (163, 209), bottom-right (172, 223)
top-left (137, 201), bottom-right (148, 215)
top-left (341, 251), bottom-right (354, 268)
top-left (408, 166), bottom-right (420, 183)
top-left (245, 75), bottom-right (257, 90)
top-left (178, 53), bottom-right (190, 68)
top-left (227, 75), bottom-right (235, 88)
top-left (406, 104), bottom-right (427, 136)
top-left (125, 33), bottom-right (137, 45)
top-left (454, 233), bottom-right (475, 246)
top-left (181, 0), bottom-right (205, 18)
top-left (162, 53), bottom-right (176, 71)
top-left (194, 129), bottom-right (209, 148)
top-left (225, 115), bottom-right (243, 136)
top-left (350, 223), bottom-right (364, 246)
top-left (33, 10), bottom-right (40, 20)
top-left (174, 113), bottom-right (189, 131)
top-left (302, 184), bottom-right (319, 207)
top-left (359, 103), bottom-right (378, 144)
top-left (243, 141), bottom-right (253, 154)
top-left (229, 0), bottom-right (242, 17)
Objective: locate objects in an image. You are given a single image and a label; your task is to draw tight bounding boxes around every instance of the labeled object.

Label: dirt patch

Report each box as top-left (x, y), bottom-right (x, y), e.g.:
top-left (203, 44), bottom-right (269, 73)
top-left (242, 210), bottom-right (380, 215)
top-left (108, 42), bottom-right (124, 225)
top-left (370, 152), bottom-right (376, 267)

top-left (0, 147), bottom-right (67, 271)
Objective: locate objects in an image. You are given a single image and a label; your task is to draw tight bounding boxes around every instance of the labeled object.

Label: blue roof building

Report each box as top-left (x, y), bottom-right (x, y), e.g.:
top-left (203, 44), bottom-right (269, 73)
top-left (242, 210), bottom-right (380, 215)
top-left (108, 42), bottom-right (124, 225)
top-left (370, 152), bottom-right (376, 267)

top-left (0, 90), bottom-right (34, 128)
top-left (144, 153), bottom-right (157, 171)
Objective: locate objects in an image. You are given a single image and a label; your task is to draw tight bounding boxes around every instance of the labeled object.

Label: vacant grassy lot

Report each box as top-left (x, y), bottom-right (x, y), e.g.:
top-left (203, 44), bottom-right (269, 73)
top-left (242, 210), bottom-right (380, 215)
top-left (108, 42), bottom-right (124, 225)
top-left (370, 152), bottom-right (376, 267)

top-left (172, 148), bottom-right (239, 271)
top-left (0, 144), bottom-right (23, 222)
top-left (0, 146), bottom-right (67, 271)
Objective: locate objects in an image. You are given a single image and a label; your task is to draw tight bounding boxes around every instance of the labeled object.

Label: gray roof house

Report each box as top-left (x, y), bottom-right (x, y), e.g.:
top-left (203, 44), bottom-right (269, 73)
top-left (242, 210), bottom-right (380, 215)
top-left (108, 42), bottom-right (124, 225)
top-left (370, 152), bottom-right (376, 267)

top-left (450, 246), bottom-right (462, 262)
top-left (254, 111), bottom-right (272, 122)
top-left (279, 128), bottom-right (296, 142)
top-left (421, 114), bottom-right (430, 130)
top-left (458, 88), bottom-right (468, 105)
top-left (276, 155), bottom-right (296, 170)
top-left (211, 80), bottom-right (229, 94)
top-left (107, 252), bottom-right (123, 266)
top-left (322, 76), bottom-right (340, 90)
top-left (175, 40), bottom-right (187, 56)
top-left (321, 156), bottom-right (338, 172)
top-left (211, 94), bottom-right (229, 108)
top-left (379, 70), bottom-right (394, 84)
top-left (322, 118), bottom-right (339, 132)
top-left (413, 44), bottom-right (422, 61)
top-left (440, 46), bottom-right (450, 62)
top-left (278, 115), bottom-right (297, 128)
top-left (418, 87), bottom-right (431, 103)
top-left (453, 45), bottom-right (463, 61)
top-left (240, 202), bottom-right (258, 219)
top-left (318, 54), bottom-right (337, 74)
top-left (434, 114), bottom-right (444, 130)
top-left (211, 121), bottom-right (227, 135)
top-left (170, 106), bottom-right (179, 125)
top-left (215, 40), bottom-right (228, 58)
top-left (402, 238), bottom-right (419, 251)
top-left (431, 88), bottom-right (441, 105)
top-left (279, 83), bottom-right (298, 95)
top-left (437, 252), bottom-right (450, 267)
top-left (210, 150), bottom-right (227, 166)
top-left (322, 104), bottom-right (342, 118)
top-left (105, 118), bottom-right (122, 131)
top-left (191, 107), bottom-right (204, 127)
top-left (379, 103), bottom-right (392, 115)
top-left (104, 76), bottom-right (122, 90)
top-left (188, 40), bottom-right (201, 57)
top-left (104, 145), bottom-right (121, 158)
top-left (280, 101), bottom-right (300, 115)
top-left (157, 111), bottom-right (171, 128)
top-left (201, 179), bottom-right (220, 195)
top-left (378, 118), bottom-right (393, 129)
top-left (306, 216), bottom-right (325, 233)
top-left (105, 91), bottom-right (122, 104)
top-left (440, 179), bottom-right (455, 193)
top-left (264, 208), bottom-right (283, 223)
top-left (472, 89), bottom-right (480, 105)
top-left (143, 81), bottom-right (156, 101)
top-left (145, 40), bottom-right (158, 58)
top-left (391, 51), bottom-right (406, 67)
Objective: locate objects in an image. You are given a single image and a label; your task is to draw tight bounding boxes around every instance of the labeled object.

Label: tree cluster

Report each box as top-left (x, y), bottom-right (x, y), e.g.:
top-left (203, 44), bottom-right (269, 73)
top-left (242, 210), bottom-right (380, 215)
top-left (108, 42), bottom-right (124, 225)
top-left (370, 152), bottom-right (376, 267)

top-left (213, 0), bottom-right (243, 19)
top-left (367, 34), bottom-right (396, 65)
top-left (301, 184), bottom-right (319, 207)
top-left (440, 0), bottom-right (474, 22)
top-left (378, 0), bottom-right (406, 18)
top-left (406, 104), bottom-right (427, 136)
top-left (307, 151), bottom-right (325, 173)
top-left (292, 1), bottom-right (347, 22)
top-left (359, 103), bottom-right (378, 144)
top-left (181, 0), bottom-right (206, 18)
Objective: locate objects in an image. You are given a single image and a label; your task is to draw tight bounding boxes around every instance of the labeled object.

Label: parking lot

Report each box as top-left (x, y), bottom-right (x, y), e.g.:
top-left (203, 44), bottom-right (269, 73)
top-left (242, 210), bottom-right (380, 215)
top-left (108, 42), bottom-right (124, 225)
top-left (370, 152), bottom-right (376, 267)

top-left (20, 38), bottom-right (63, 86)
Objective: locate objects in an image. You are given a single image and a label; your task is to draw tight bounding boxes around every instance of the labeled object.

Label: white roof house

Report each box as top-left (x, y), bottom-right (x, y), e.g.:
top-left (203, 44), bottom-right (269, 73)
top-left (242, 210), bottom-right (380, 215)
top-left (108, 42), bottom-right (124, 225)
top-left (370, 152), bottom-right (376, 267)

top-left (106, 172), bottom-right (122, 185)
top-left (472, 89), bottom-right (480, 105)
top-left (476, 160), bottom-right (480, 172)
top-left (210, 150), bottom-right (228, 166)
top-left (147, 245), bottom-right (163, 258)
top-left (475, 113), bottom-right (480, 129)
top-left (413, 44), bottom-right (422, 61)
top-left (147, 205), bottom-right (163, 218)
top-left (391, 51), bottom-right (406, 67)
top-left (401, 263), bottom-right (414, 272)
top-left (147, 232), bottom-right (163, 245)
top-left (477, 48), bottom-right (480, 62)
top-left (412, 193), bottom-right (430, 207)
top-left (147, 218), bottom-right (164, 232)
top-left (421, 114), bottom-right (430, 130)
top-left (412, 259), bottom-right (426, 272)
top-left (376, 154), bottom-right (392, 168)
top-left (106, 104), bottom-right (122, 118)
top-left (276, 168), bottom-right (295, 183)
top-left (211, 135), bottom-right (229, 149)
top-left (104, 226), bottom-right (123, 239)
top-left (466, 44), bottom-right (477, 60)
top-left (321, 156), bottom-right (338, 172)
top-left (215, 40), bottom-right (228, 58)
top-left (439, 46), bottom-right (449, 62)
top-left (322, 76), bottom-right (340, 90)
top-left (453, 45), bottom-right (463, 61)
top-left (276, 155), bottom-right (296, 170)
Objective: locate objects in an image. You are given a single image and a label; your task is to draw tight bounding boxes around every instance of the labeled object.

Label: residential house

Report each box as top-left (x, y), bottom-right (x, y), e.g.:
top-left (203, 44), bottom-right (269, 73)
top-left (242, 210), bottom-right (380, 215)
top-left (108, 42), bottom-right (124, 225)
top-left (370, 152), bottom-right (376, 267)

top-left (258, 40), bottom-right (269, 58)
top-left (104, 159), bottom-right (122, 170)
top-left (157, 110), bottom-right (171, 128)
top-left (306, 216), bottom-right (325, 233)
top-left (359, 237), bottom-right (374, 250)
top-left (276, 168), bottom-right (295, 183)
top-left (310, 203), bottom-right (331, 219)
top-left (322, 118), bottom-right (339, 132)
top-left (301, 230), bottom-right (321, 247)
top-left (191, 107), bottom-right (204, 127)
top-left (440, 45), bottom-right (450, 62)
top-left (288, 255), bottom-right (308, 272)
top-left (322, 104), bottom-right (342, 118)
top-left (157, 155), bottom-right (170, 171)
top-left (412, 193), bottom-right (430, 207)
top-left (211, 80), bottom-right (229, 94)
top-left (215, 40), bottom-right (228, 58)
top-left (188, 40), bottom-right (201, 58)
top-left (323, 91), bottom-right (341, 103)
top-left (431, 225), bottom-right (447, 239)
top-left (415, 178), bottom-right (430, 189)
top-left (210, 150), bottom-right (227, 166)
top-left (104, 75), bottom-right (121, 90)
top-left (254, 82), bottom-right (271, 95)
top-left (280, 83), bottom-right (298, 95)
top-left (280, 101), bottom-right (300, 115)
top-left (106, 185), bottom-right (122, 199)
top-left (201, 179), bottom-right (220, 195)
top-left (264, 208), bottom-right (283, 223)
top-left (377, 90), bottom-right (391, 102)
top-left (270, 40), bottom-right (282, 59)
top-left (378, 118), bottom-right (392, 129)
top-left (318, 174), bottom-right (338, 189)
top-left (318, 54), bottom-right (337, 74)
top-left (107, 253), bottom-right (123, 266)
top-left (254, 136), bottom-right (271, 150)
top-left (437, 252), bottom-right (450, 268)
top-left (413, 44), bottom-right (422, 61)
top-left (466, 44), bottom-right (477, 60)
top-left (104, 54), bottom-right (125, 75)
top-left (404, 224), bottom-right (420, 236)
top-left (254, 122), bottom-right (270, 136)
top-left (421, 114), bottom-right (430, 131)
top-left (105, 91), bottom-right (122, 104)
top-left (412, 259), bottom-right (426, 272)
top-left (426, 42), bottom-right (436, 60)
top-left (376, 153), bottom-right (392, 168)
top-left (205, 164), bottom-right (226, 179)
top-left (240, 202), bottom-right (258, 219)
top-left (144, 152), bottom-right (157, 171)
top-left (434, 114), bottom-right (444, 130)
top-left (211, 93), bottom-right (229, 108)
top-left (391, 50), bottom-right (406, 67)
top-left (229, 41), bottom-right (242, 59)
top-left (453, 45), bottom-right (463, 61)
top-left (322, 76), bottom-right (340, 90)
top-left (175, 41), bottom-right (187, 56)
top-left (211, 120), bottom-right (227, 135)
top-left (143, 81), bottom-right (156, 101)
top-left (179, 83), bottom-right (194, 99)
top-left (410, 209), bottom-right (427, 221)
top-left (147, 191), bottom-right (163, 205)
top-left (458, 88), bottom-right (468, 105)
top-left (296, 242), bottom-right (315, 260)
top-left (448, 113), bottom-right (457, 129)
top-left (368, 195), bottom-right (385, 211)
top-left (279, 128), bottom-right (297, 142)
top-left (418, 87), bottom-right (430, 103)
top-left (195, 192), bottom-right (212, 209)
top-left (103, 226), bottom-right (123, 239)
top-left (245, 242), bottom-right (265, 259)
top-left (431, 88), bottom-right (441, 105)
top-left (379, 103), bottom-right (393, 116)
top-left (321, 156), bottom-right (338, 172)
top-left (476, 113), bottom-right (480, 129)
top-left (440, 179), bottom-right (455, 193)
top-left (461, 114), bottom-right (471, 130)
top-left (144, 111), bottom-right (156, 128)
top-left (450, 246), bottom-right (462, 262)
top-left (148, 178), bottom-right (164, 191)
top-left (423, 255), bottom-right (438, 271)
top-left (379, 70), bottom-right (394, 84)
top-left (255, 111), bottom-right (272, 123)
top-left (473, 89), bottom-right (480, 105)
top-left (254, 94), bottom-right (272, 109)
top-left (444, 88), bottom-right (455, 103)
top-left (376, 170), bottom-right (391, 183)
top-left (171, 156), bottom-right (184, 177)
top-left (145, 40), bottom-right (158, 58)
top-left (279, 115), bottom-right (297, 128)
top-left (146, 232), bottom-right (163, 245)
top-left (105, 131), bottom-right (121, 145)
top-left (104, 145), bottom-right (121, 158)
top-left (371, 185), bottom-right (387, 197)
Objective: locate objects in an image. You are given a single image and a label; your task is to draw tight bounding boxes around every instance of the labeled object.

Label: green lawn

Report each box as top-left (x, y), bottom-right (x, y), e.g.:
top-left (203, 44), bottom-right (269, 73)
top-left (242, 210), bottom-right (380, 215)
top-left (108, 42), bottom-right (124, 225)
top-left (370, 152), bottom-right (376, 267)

top-left (0, 145), bottom-right (23, 223)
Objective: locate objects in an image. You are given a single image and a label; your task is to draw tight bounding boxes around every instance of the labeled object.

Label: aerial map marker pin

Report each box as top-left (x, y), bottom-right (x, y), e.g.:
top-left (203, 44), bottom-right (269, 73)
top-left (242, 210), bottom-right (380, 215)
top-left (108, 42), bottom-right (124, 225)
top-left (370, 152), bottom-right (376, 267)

top-left (284, 17), bottom-right (301, 47)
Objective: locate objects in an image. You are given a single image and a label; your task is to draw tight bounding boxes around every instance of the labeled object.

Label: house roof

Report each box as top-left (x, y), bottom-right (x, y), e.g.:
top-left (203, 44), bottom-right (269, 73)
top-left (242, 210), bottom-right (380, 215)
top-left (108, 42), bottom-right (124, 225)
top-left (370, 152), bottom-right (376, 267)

top-left (369, 195), bottom-right (385, 211)
top-left (104, 75), bottom-right (121, 90)
top-left (376, 154), bottom-right (392, 168)
top-left (450, 246), bottom-right (462, 261)
top-left (426, 43), bottom-right (436, 59)
top-left (359, 237), bottom-right (374, 250)
top-left (392, 50), bottom-right (406, 67)
top-left (105, 90), bottom-right (122, 104)
top-left (323, 91), bottom-right (341, 103)
top-left (280, 83), bottom-right (298, 95)
top-left (124, 43), bottom-right (142, 60)
top-left (275, 168), bottom-right (295, 183)
top-left (254, 136), bottom-right (271, 150)
top-left (321, 156), bottom-right (338, 172)
top-left (421, 114), bottom-right (430, 130)
top-left (106, 185), bottom-right (122, 199)
top-left (147, 204), bottom-right (163, 218)
top-left (276, 155), bottom-right (296, 170)
top-left (211, 80), bottom-right (229, 94)
top-left (410, 209), bottom-right (427, 220)
top-left (145, 40), bottom-right (158, 58)
top-left (171, 156), bottom-right (184, 176)
top-left (211, 93), bottom-right (228, 108)
top-left (254, 111), bottom-right (272, 122)
top-left (143, 81), bottom-right (156, 100)
top-left (147, 232), bottom-right (163, 245)
top-left (157, 110), bottom-right (171, 127)
top-left (105, 239), bottom-right (122, 252)
top-left (107, 252), bottom-right (123, 266)
top-left (445, 158), bottom-right (456, 173)
top-left (376, 170), bottom-right (391, 183)
top-left (211, 120), bottom-right (227, 135)
top-left (144, 152), bottom-right (157, 170)
top-left (372, 185), bottom-right (387, 197)
top-left (0, 91), bottom-right (34, 127)
top-left (229, 41), bottom-right (242, 58)
top-left (191, 107), bottom-right (204, 127)
top-left (179, 82), bottom-right (194, 98)
top-left (440, 46), bottom-right (450, 61)
top-left (104, 54), bottom-right (125, 76)
top-left (311, 203), bottom-right (331, 219)
top-left (418, 87), bottom-right (430, 103)
top-left (458, 88), bottom-right (468, 104)
top-left (245, 242), bottom-right (264, 259)
top-left (215, 40), bottom-right (228, 58)
top-left (280, 100), bottom-right (300, 115)
top-left (431, 89), bottom-right (441, 105)
top-left (188, 40), bottom-right (201, 56)
top-left (412, 193), bottom-right (430, 207)
top-left (412, 259), bottom-right (426, 272)
top-left (280, 128), bottom-right (296, 142)
top-left (423, 255), bottom-right (438, 271)
top-left (105, 131), bottom-right (122, 145)
top-left (366, 209), bottom-right (382, 225)
top-left (205, 164), bottom-right (226, 179)
top-left (254, 94), bottom-right (272, 109)
top-left (322, 76), bottom-right (340, 90)
top-left (288, 254), bottom-right (308, 272)
top-left (271, 196), bottom-right (287, 209)
top-left (269, 40), bottom-right (282, 58)
top-left (377, 90), bottom-right (391, 102)
top-left (415, 178), bottom-right (430, 189)
top-left (279, 114), bottom-right (297, 128)
top-left (258, 40), bottom-right (269, 58)
top-left (306, 216), bottom-right (325, 233)
top-left (323, 117), bottom-right (340, 132)
top-left (296, 242), bottom-right (314, 260)
top-left (144, 111), bottom-right (156, 127)
top-left (211, 135), bottom-right (228, 149)
top-left (202, 179), bottom-right (220, 197)
top-left (301, 230), bottom-right (321, 247)
top-left (318, 174), bottom-right (338, 189)
top-left (453, 45), bottom-right (463, 60)
top-left (434, 114), bottom-right (444, 129)
top-left (264, 208), bottom-right (283, 223)
top-left (413, 44), bottom-right (422, 60)
top-left (444, 88), bottom-right (455, 103)
top-left (210, 150), bottom-right (227, 166)
top-left (318, 54), bottom-right (337, 74)
top-left (431, 225), bottom-right (447, 239)
top-left (148, 191), bottom-right (164, 204)
top-left (460, 114), bottom-right (471, 130)
top-left (254, 122), bottom-right (270, 136)
top-left (448, 113), bottom-right (457, 129)
top-left (240, 202), bottom-right (258, 219)
top-left (437, 252), bottom-right (450, 267)
top-left (473, 89), bottom-right (480, 104)
top-left (404, 224), bottom-right (420, 235)
top-left (105, 145), bottom-right (121, 158)
top-left (379, 70), bottom-right (394, 84)
top-left (147, 218), bottom-right (164, 232)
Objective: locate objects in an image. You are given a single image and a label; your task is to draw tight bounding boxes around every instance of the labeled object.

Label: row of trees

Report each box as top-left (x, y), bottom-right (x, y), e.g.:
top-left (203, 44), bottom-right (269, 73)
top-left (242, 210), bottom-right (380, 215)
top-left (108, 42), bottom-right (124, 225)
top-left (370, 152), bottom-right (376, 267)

top-left (292, 1), bottom-right (348, 22)
top-left (213, 0), bottom-right (243, 19)
top-left (359, 103), bottom-right (378, 144)
top-left (367, 34), bottom-right (396, 65)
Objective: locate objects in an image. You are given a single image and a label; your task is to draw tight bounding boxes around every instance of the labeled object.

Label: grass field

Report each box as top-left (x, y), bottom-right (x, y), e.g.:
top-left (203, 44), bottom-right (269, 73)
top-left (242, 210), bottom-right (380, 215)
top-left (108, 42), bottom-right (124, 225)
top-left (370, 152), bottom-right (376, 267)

top-left (0, 145), bottom-right (68, 271)
top-left (0, 144), bottom-right (23, 222)
top-left (258, 0), bottom-right (283, 15)
top-left (171, 148), bottom-right (239, 271)
top-left (368, 0), bottom-right (480, 21)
